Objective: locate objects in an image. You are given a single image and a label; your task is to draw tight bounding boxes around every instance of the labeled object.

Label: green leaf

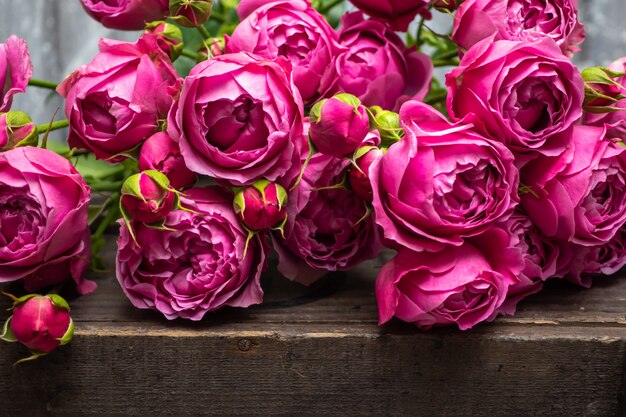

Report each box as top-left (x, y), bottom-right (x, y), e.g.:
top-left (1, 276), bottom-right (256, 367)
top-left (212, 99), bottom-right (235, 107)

top-left (1, 317), bottom-right (17, 343)
top-left (72, 152), bottom-right (125, 181)
top-left (48, 294), bottom-right (71, 311)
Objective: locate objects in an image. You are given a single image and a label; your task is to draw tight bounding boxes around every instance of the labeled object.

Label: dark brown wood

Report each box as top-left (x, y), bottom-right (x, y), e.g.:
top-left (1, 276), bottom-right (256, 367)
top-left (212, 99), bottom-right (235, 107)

top-left (1, 241), bottom-right (626, 416)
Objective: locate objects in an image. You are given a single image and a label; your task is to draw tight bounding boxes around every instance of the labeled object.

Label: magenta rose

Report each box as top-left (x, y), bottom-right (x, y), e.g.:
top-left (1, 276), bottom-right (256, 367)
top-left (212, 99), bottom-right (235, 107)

top-left (332, 12), bottom-right (432, 111)
top-left (371, 101), bottom-right (519, 252)
top-left (585, 57), bottom-right (626, 141)
top-left (116, 187), bottom-right (267, 321)
top-left (79, 0), bottom-right (169, 30)
top-left (522, 125), bottom-right (626, 246)
top-left (0, 147), bottom-right (94, 294)
top-left (578, 227), bottom-right (626, 278)
top-left (138, 132), bottom-right (196, 190)
top-left (57, 35), bottom-right (179, 161)
top-left (348, 0), bottom-right (430, 32)
top-left (452, 0), bottom-right (585, 57)
top-left (0, 35), bottom-right (32, 112)
top-left (226, 0), bottom-right (341, 104)
top-left (376, 227), bottom-right (522, 330)
top-left (446, 38), bottom-right (584, 159)
top-left (272, 154), bottom-right (382, 285)
top-left (167, 52), bottom-right (307, 188)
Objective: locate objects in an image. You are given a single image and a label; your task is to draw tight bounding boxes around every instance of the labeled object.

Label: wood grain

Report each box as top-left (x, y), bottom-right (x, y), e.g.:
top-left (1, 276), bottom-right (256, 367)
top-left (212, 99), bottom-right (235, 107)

top-left (1, 241), bottom-right (626, 416)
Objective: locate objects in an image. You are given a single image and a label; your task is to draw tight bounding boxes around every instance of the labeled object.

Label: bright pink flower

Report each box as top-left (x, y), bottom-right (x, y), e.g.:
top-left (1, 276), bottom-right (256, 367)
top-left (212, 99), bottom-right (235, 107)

top-left (376, 227), bottom-right (522, 330)
top-left (348, 0), bottom-right (430, 32)
top-left (121, 171), bottom-right (176, 224)
top-left (116, 187), bottom-right (267, 321)
top-left (333, 12), bottom-right (432, 111)
top-left (79, 0), bottom-right (169, 30)
top-left (0, 147), bottom-right (94, 294)
top-left (452, 0), bottom-right (585, 57)
top-left (0, 36), bottom-right (32, 112)
top-left (371, 101), bottom-right (519, 252)
top-left (58, 36), bottom-right (179, 161)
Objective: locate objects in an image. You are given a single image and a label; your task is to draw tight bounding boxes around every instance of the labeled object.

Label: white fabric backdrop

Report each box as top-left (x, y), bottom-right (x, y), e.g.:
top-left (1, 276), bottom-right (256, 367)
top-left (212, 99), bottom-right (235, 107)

top-left (1, 0), bottom-right (625, 132)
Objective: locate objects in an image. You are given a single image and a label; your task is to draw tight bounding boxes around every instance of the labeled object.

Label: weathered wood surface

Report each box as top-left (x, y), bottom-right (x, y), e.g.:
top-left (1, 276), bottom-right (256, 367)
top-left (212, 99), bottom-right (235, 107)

top-left (1, 242), bottom-right (626, 416)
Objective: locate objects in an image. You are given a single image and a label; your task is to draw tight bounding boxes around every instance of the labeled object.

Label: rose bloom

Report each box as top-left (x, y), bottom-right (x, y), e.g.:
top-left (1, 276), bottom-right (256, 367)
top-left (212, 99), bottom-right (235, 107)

top-left (167, 52), bottom-right (307, 188)
top-left (272, 154), bottom-right (382, 285)
top-left (452, 0), bottom-right (585, 57)
top-left (371, 101), bottom-right (519, 252)
top-left (577, 227), bottom-right (626, 281)
top-left (522, 125), bottom-right (626, 246)
top-left (376, 227), bottom-right (523, 330)
top-left (226, 0), bottom-right (341, 104)
top-left (57, 35), bottom-right (179, 161)
top-left (0, 147), bottom-right (94, 294)
top-left (446, 38), bottom-right (584, 159)
top-left (116, 187), bottom-right (267, 321)
top-left (80, 0), bottom-right (169, 30)
top-left (0, 35), bottom-right (32, 112)
top-left (585, 57), bottom-right (626, 141)
top-left (332, 12), bottom-right (432, 111)
top-left (348, 0), bottom-right (430, 32)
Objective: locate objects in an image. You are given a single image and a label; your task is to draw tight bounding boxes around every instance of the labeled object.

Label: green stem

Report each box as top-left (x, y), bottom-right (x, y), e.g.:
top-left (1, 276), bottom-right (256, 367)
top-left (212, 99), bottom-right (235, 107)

top-left (319, 0), bottom-right (343, 13)
top-left (433, 49), bottom-right (459, 61)
top-left (28, 78), bottom-right (59, 90)
top-left (89, 181), bottom-right (123, 192)
top-left (181, 48), bottom-right (202, 61)
top-left (36, 119), bottom-right (69, 134)
top-left (196, 24), bottom-right (211, 40)
top-left (210, 12), bottom-right (226, 24)
top-left (432, 58), bottom-right (460, 67)
top-left (92, 193), bottom-right (120, 241)
top-left (425, 91), bottom-right (448, 106)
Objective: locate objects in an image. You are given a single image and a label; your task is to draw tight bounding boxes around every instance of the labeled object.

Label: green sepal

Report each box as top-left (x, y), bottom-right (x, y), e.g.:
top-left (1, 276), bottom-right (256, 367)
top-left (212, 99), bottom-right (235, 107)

top-left (1, 290), bottom-right (18, 303)
top-left (582, 66), bottom-right (626, 86)
top-left (144, 221), bottom-right (177, 232)
top-left (13, 351), bottom-right (47, 367)
top-left (233, 189), bottom-right (246, 217)
top-left (354, 201), bottom-right (373, 226)
top-left (252, 179), bottom-right (271, 203)
top-left (1, 317), bottom-right (17, 343)
top-left (333, 93), bottom-right (362, 110)
top-left (119, 198), bottom-right (140, 248)
top-left (242, 227), bottom-right (256, 260)
top-left (352, 145), bottom-right (378, 172)
top-left (12, 293), bottom-right (39, 308)
top-left (121, 174), bottom-right (144, 200)
top-left (270, 214), bottom-right (288, 240)
top-left (275, 183), bottom-right (288, 210)
top-left (48, 294), bottom-right (71, 312)
top-left (309, 99), bottom-right (325, 123)
top-left (5, 111), bottom-right (38, 149)
top-left (58, 318), bottom-right (74, 346)
top-left (290, 138), bottom-right (316, 192)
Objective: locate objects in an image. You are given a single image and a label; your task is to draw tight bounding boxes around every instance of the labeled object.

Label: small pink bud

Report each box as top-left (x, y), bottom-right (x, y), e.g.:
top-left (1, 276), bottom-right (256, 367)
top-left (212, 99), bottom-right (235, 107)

top-left (121, 170), bottom-right (176, 224)
top-left (139, 132), bottom-right (197, 189)
top-left (0, 111), bottom-right (37, 150)
top-left (309, 94), bottom-right (371, 158)
top-left (144, 21), bottom-right (184, 60)
top-left (169, 0), bottom-right (213, 28)
top-left (6, 294), bottom-right (73, 354)
top-left (349, 146), bottom-right (384, 202)
top-left (233, 180), bottom-right (288, 231)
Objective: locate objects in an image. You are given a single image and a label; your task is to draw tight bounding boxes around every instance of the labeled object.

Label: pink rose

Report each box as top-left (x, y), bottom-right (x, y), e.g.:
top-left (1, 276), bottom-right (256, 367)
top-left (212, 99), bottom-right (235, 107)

top-left (452, 0), bottom-right (585, 57)
top-left (578, 227), bottom-right (626, 278)
top-left (0, 35), bottom-right (32, 112)
top-left (376, 227), bottom-right (522, 330)
top-left (371, 101), bottom-right (519, 252)
top-left (585, 57), bottom-right (626, 141)
top-left (522, 125), bottom-right (626, 246)
top-left (226, 0), bottom-right (341, 104)
top-left (446, 38), bottom-right (584, 159)
top-left (333, 12), bottom-right (432, 111)
top-left (272, 154), bottom-right (382, 285)
top-left (0, 147), bottom-right (94, 294)
top-left (167, 53), bottom-right (307, 188)
top-left (58, 36), bottom-right (179, 161)
top-left (138, 132), bottom-right (197, 190)
top-left (116, 187), bottom-right (267, 321)
top-left (79, 0), bottom-right (169, 30)
top-left (233, 180), bottom-right (288, 231)
top-left (348, 0), bottom-right (430, 32)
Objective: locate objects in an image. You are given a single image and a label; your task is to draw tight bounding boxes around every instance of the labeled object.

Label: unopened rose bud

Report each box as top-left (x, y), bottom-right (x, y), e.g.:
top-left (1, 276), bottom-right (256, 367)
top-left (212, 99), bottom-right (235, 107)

top-left (369, 106), bottom-right (403, 146)
top-left (169, 0), bottom-right (213, 28)
top-left (0, 111), bottom-right (37, 150)
top-left (196, 37), bottom-right (225, 61)
top-left (309, 93), bottom-right (370, 158)
top-left (1, 293), bottom-right (74, 361)
top-left (139, 132), bottom-right (197, 189)
top-left (582, 66), bottom-right (626, 114)
top-left (233, 180), bottom-right (288, 231)
top-left (349, 146), bottom-right (384, 202)
top-left (120, 170), bottom-right (177, 224)
top-left (144, 21), bottom-right (184, 60)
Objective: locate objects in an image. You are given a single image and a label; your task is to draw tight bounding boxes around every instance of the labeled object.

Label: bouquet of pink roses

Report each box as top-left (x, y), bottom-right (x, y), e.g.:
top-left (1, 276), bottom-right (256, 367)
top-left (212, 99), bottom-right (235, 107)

top-left (1, 0), bottom-right (626, 361)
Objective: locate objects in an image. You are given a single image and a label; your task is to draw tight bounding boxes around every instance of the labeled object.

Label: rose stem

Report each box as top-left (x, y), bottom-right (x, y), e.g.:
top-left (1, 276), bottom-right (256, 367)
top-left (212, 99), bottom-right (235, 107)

top-left (28, 78), bottom-right (59, 90)
top-left (92, 193), bottom-right (121, 241)
top-left (196, 24), bottom-right (212, 40)
top-left (319, 0), bottom-right (344, 13)
top-left (181, 48), bottom-right (202, 61)
top-left (36, 119), bottom-right (69, 134)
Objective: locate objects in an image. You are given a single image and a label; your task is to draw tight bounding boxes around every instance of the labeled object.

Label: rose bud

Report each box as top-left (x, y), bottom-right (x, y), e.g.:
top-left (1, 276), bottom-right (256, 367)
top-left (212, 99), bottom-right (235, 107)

top-left (169, 0), bottom-right (213, 27)
top-left (120, 170), bottom-right (177, 224)
top-left (0, 111), bottom-right (38, 150)
top-left (349, 146), bottom-right (384, 202)
top-left (144, 21), bottom-right (184, 61)
top-left (369, 106), bottom-right (404, 146)
top-left (310, 94), bottom-right (370, 158)
top-left (582, 66), bottom-right (626, 112)
top-left (138, 132), bottom-right (197, 190)
top-left (233, 179), bottom-right (288, 231)
top-left (1, 293), bottom-right (74, 364)
top-left (79, 0), bottom-right (169, 30)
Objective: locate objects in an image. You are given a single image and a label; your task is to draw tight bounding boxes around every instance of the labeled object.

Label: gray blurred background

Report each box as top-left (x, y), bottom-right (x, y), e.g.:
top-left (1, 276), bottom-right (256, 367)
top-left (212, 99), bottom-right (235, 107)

top-left (1, 0), bottom-right (625, 138)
